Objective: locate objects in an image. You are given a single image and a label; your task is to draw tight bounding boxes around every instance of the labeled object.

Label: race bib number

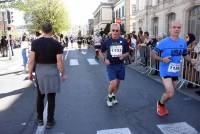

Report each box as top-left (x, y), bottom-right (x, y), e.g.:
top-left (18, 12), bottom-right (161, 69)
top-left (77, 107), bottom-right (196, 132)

top-left (110, 45), bottom-right (122, 57)
top-left (168, 63), bottom-right (181, 73)
top-left (95, 43), bottom-right (101, 46)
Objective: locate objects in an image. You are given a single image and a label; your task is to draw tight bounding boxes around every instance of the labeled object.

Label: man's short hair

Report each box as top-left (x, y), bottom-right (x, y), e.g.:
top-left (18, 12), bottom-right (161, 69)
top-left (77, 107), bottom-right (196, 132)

top-left (169, 20), bottom-right (181, 28)
top-left (110, 23), bottom-right (120, 32)
top-left (41, 22), bottom-right (53, 33)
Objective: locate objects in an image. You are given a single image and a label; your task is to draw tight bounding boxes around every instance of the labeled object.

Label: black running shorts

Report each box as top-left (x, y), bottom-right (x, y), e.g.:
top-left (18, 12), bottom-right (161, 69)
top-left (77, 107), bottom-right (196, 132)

top-left (163, 76), bottom-right (178, 81)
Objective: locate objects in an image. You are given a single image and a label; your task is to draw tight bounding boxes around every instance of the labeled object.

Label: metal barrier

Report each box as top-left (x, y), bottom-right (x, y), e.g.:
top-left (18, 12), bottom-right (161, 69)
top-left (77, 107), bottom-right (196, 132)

top-left (178, 51), bottom-right (200, 89)
top-left (132, 46), bottom-right (160, 74)
top-left (132, 47), bottom-right (200, 89)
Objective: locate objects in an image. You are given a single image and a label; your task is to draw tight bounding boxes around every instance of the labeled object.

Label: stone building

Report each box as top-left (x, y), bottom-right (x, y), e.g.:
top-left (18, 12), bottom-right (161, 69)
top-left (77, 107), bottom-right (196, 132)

top-left (93, 2), bottom-right (115, 34)
top-left (135, 0), bottom-right (200, 40)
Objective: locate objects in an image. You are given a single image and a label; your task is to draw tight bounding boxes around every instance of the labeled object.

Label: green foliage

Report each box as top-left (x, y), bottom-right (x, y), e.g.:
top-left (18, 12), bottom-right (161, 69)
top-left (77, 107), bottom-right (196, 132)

top-left (0, 0), bottom-right (26, 10)
top-left (15, 0), bottom-right (70, 33)
top-left (0, 0), bottom-right (70, 33)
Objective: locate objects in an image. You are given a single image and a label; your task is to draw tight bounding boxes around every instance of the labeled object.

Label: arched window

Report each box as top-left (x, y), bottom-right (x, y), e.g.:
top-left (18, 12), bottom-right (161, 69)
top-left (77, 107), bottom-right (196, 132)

top-left (167, 12), bottom-right (176, 35)
top-left (189, 6), bottom-right (200, 41)
top-left (152, 17), bottom-right (158, 37)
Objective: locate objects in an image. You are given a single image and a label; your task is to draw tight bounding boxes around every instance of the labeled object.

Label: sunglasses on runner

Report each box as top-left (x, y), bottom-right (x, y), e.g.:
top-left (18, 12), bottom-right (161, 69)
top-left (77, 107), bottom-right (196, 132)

top-left (112, 29), bottom-right (119, 32)
top-left (172, 26), bottom-right (181, 29)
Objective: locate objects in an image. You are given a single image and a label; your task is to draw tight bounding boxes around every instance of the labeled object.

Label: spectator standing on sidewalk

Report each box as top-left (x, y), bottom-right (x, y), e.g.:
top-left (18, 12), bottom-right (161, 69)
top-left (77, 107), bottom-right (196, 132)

top-left (124, 34), bottom-right (131, 64)
top-left (1, 36), bottom-right (8, 57)
top-left (130, 33), bottom-right (137, 62)
top-left (143, 31), bottom-right (152, 66)
top-left (28, 22), bottom-right (66, 128)
top-left (100, 23), bottom-right (129, 107)
top-left (151, 21), bottom-right (196, 116)
top-left (137, 30), bottom-right (146, 66)
top-left (9, 35), bottom-right (14, 56)
top-left (184, 33), bottom-right (197, 88)
top-left (21, 35), bottom-right (30, 72)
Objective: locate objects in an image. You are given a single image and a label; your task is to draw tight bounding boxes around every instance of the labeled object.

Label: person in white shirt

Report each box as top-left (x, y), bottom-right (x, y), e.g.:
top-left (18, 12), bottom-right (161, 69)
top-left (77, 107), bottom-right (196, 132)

top-left (93, 33), bottom-right (102, 59)
top-left (21, 36), bottom-right (30, 72)
top-left (130, 34), bottom-right (137, 62)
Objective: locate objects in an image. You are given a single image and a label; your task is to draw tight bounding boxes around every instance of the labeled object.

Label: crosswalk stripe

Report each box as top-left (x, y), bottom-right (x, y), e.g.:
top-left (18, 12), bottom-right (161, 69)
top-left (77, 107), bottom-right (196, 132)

top-left (157, 122), bottom-right (199, 134)
top-left (87, 58), bottom-right (99, 65)
top-left (70, 59), bottom-right (79, 66)
top-left (97, 128), bottom-right (132, 134)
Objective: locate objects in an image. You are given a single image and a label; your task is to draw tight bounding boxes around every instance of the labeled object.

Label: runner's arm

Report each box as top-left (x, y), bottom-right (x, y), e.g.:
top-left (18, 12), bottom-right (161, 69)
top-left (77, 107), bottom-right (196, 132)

top-left (28, 51), bottom-right (35, 80)
top-left (151, 51), bottom-right (163, 62)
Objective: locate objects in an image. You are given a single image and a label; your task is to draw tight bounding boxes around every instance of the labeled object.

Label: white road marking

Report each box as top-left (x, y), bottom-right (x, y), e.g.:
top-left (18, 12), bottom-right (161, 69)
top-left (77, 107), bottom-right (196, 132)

top-left (87, 58), bottom-right (99, 65)
top-left (70, 59), bottom-right (79, 66)
top-left (64, 49), bottom-right (69, 60)
top-left (35, 104), bottom-right (48, 134)
top-left (81, 51), bottom-right (87, 55)
top-left (157, 122), bottom-right (199, 134)
top-left (97, 128), bottom-right (132, 134)
top-left (35, 48), bottom-right (69, 134)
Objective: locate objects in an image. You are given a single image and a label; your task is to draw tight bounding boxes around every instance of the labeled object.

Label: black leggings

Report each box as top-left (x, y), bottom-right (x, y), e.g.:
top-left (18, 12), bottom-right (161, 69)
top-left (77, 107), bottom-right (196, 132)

top-left (37, 89), bottom-right (56, 122)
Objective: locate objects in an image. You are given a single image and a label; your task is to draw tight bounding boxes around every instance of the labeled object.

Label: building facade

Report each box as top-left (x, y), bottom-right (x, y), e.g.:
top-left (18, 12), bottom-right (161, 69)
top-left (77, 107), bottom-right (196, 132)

top-left (125, 0), bottom-right (136, 33)
top-left (136, 0), bottom-right (200, 41)
top-left (114, 0), bottom-right (126, 33)
top-left (93, 2), bottom-right (114, 34)
top-left (87, 19), bottom-right (94, 36)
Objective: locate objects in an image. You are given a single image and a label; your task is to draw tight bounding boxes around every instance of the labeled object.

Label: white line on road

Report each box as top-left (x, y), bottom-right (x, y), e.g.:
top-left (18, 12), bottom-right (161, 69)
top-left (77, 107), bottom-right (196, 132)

top-left (35, 103), bottom-right (48, 134)
top-left (35, 48), bottom-right (69, 134)
top-left (81, 51), bottom-right (87, 55)
top-left (70, 59), bottom-right (79, 66)
top-left (64, 48), bottom-right (69, 60)
top-left (87, 58), bottom-right (99, 65)
top-left (97, 128), bottom-right (132, 134)
top-left (157, 122), bottom-right (199, 134)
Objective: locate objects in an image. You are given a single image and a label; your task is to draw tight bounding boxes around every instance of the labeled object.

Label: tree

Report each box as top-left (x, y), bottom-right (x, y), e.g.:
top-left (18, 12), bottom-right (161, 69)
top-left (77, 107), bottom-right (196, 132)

top-left (10, 0), bottom-right (70, 33)
top-left (0, 0), bottom-right (70, 33)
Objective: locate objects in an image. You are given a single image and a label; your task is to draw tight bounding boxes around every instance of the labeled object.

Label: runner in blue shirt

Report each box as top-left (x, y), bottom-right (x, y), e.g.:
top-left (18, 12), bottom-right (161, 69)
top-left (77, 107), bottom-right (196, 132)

top-left (100, 23), bottom-right (129, 107)
top-left (152, 21), bottom-right (196, 116)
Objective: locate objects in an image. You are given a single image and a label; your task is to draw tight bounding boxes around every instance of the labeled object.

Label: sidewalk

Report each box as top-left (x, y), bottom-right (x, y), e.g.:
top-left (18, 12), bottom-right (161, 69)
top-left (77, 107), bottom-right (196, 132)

top-left (0, 48), bottom-right (24, 76)
top-left (128, 63), bottom-right (200, 102)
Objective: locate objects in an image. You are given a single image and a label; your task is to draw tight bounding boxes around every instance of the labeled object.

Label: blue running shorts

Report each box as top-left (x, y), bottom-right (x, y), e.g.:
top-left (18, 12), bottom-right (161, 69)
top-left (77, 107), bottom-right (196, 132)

top-left (106, 64), bottom-right (125, 81)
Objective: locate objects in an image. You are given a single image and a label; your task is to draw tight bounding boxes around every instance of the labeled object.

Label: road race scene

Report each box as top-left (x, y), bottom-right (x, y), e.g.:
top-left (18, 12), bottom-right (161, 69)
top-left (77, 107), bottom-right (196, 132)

top-left (0, 0), bottom-right (200, 134)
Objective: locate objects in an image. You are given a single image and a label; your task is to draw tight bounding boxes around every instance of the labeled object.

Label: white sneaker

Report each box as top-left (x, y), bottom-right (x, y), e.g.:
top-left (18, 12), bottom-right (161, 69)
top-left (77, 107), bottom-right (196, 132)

top-left (112, 95), bottom-right (118, 104)
top-left (106, 95), bottom-right (113, 107)
top-left (107, 100), bottom-right (113, 107)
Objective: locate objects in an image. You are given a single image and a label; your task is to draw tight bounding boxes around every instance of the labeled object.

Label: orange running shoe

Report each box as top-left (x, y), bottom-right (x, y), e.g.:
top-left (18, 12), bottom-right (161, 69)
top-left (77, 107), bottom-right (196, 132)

top-left (157, 101), bottom-right (169, 116)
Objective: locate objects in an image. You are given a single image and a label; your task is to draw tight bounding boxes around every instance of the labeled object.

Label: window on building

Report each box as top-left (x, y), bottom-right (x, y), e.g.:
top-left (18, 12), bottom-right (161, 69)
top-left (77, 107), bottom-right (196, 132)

top-left (132, 4), bottom-right (136, 15)
top-left (122, 6), bottom-right (125, 17)
top-left (167, 12), bottom-right (176, 35)
top-left (189, 6), bottom-right (200, 41)
top-left (116, 10), bottom-right (118, 18)
top-left (152, 17), bottom-right (158, 37)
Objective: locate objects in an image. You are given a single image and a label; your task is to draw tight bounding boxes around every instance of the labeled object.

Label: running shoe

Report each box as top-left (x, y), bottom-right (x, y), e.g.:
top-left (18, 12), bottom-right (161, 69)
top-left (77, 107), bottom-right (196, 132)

top-left (156, 101), bottom-right (169, 116)
top-left (36, 119), bottom-right (43, 126)
top-left (107, 95), bottom-right (113, 107)
top-left (46, 119), bottom-right (55, 129)
top-left (112, 94), bottom-right (118, 104)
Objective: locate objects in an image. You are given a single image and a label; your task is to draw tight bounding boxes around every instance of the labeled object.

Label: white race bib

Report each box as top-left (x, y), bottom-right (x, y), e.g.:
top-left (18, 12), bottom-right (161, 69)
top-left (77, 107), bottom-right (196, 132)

top-left (95, 43), bottom-right (101, 46)
top-left (110, 45), bottom-right (122, 57)
top-left (168, 63), bottom-right (181, 73)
